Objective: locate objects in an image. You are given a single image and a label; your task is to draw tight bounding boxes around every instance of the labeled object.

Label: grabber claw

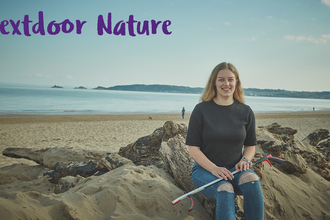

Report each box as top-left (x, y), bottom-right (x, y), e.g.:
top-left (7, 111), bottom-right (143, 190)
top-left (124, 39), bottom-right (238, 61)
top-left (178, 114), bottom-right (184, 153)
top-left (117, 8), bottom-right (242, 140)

top-left (187, 193), bottom-right (194, 212)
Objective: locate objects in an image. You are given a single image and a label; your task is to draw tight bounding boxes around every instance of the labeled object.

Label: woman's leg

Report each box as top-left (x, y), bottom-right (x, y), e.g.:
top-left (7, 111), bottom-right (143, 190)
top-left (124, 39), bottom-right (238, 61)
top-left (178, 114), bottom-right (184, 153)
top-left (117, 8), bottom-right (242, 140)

top-left (231, 169), bottom-right (264, 220)
top-left (191, 163), bottom-right (236, 220)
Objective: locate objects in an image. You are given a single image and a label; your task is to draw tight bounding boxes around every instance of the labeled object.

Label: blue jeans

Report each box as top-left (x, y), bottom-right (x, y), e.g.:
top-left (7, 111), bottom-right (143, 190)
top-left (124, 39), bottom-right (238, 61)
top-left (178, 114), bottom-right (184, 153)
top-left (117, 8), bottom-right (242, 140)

top-left (191, 162), bottom-right (264, 220)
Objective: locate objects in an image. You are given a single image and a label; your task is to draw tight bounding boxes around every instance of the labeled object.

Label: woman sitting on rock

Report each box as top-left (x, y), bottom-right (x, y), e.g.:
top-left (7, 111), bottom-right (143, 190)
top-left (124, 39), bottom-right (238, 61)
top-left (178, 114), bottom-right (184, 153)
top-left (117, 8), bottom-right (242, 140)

top-left (186, 62), bottom-right (264, 220)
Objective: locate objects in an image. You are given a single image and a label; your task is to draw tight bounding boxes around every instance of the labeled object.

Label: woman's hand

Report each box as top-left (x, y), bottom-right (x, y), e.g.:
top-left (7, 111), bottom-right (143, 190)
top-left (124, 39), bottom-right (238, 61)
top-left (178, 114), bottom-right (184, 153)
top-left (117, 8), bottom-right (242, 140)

top-left (235, 160), bottom-right (253, 172)
top-left (210, 166), bottom-right (234, 180)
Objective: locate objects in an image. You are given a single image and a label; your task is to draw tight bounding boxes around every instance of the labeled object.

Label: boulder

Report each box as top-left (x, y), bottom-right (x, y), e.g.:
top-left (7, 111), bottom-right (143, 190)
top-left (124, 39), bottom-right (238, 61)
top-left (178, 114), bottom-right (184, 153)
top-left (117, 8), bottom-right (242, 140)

top-left (2, 147), bottom-right (108, 168)
top-left (159, 134), bottom-right (194, 190)
top-left (54, 175), bottom-right (85, 194)
top-left (118, 121), bottom-right (187, 170)
top-left (159, 134), bottom-right (216, 219)
top-left (303, 129), bottom-right (329, 146)
top-left (265, 123), bottom-right (297, 138)
top-left (44, 153), bottom-right (133, 184)
top-left (281, 154), bottom-right (308, 174)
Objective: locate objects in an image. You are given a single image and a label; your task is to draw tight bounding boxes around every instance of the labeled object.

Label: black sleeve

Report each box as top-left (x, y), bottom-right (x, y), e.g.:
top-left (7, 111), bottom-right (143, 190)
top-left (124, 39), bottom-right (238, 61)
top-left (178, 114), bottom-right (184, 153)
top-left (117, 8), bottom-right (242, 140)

top-left (185, 104), bottom-right (203, 147)
top-left (244, 107), bottom-right (257, 146)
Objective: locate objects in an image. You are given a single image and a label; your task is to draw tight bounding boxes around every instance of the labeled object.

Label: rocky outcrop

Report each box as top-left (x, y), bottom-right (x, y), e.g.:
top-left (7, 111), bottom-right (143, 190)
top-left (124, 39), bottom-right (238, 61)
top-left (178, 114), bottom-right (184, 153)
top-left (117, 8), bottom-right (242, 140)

top-left (74, 86), bottom-right (88, 89)
top-left (265, 123), bottom-right (297, 138)
top-left (2, 147), bottom-right (108, 168)
top-left (159, 132), bottom-right (217, 219)
top-left (257, 124), bottom-right (330, 180)
top-left (118, 121), bottom-right (187, 170)
top-left (51, 85), bottom-right (63, 88)
top-left (302, 129), bottom-right (329, 146)
top-left (44, 153), bottom-right (133, 185)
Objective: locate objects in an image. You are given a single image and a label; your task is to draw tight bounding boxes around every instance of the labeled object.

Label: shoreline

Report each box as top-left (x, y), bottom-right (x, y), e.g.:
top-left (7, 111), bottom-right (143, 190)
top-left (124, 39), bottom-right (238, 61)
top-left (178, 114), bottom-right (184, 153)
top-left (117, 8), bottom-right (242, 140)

top-left (0, 111), bottom-right (329, 124)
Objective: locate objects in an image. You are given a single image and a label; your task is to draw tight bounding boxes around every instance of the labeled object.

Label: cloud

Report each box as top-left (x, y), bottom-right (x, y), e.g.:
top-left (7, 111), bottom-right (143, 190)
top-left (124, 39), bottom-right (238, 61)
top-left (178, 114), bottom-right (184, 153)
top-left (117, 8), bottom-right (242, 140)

top-left (267, 16), bottom-right (274, 19)
top-left (284, 34), bottom-right (330, 43)
top-left (66, 75), bottom-right (73, 79)
top-left (321, 0), bottom-right (330, 6)
top-left (284, 35), bottom-right (295, 41)
top-left (224, 22), bottom-right (230, 26)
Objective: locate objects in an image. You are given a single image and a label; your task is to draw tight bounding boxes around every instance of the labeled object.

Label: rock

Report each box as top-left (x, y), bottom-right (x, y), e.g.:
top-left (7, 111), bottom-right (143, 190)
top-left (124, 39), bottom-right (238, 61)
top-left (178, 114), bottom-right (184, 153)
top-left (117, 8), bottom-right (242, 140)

top-left (159, 134), bottom-right (216, 220)
top-left (2, 147), bottom-right (108, 168)
top-left (44, 160), bottom-right (105, 184)
top-left (318, 139), bottom-right (330, 149)
top-left (265, 123), bottom-right (297, 137)
top-left (74, 86), bottom-right (88, 89)
top-left (54, 176), bottom-right (84, 194)
top-left (118, 121), bottom-right (187, 169)
top-left (51, 85), bottom-right (63, 88)
top-left (281, 154), bottom-right (307, 174)
top-left (252, 163), bottom-right (264, 178)
top-left (294, 139), bottom-right (318, 154)
top-left (44, 153), bottom-right (132, 184)
top-left (2, 147), bottom-right (47, 165)
top-left (258, 140), bottom-right (287, 157)
top-left (159, 135), bottom-right (195, 191)
top-left (319, 169), bottom-right (330, 180)
top-left (303, 129), bottom-right (329, 146)
top-left (316, 160), bottom-right (328, 169)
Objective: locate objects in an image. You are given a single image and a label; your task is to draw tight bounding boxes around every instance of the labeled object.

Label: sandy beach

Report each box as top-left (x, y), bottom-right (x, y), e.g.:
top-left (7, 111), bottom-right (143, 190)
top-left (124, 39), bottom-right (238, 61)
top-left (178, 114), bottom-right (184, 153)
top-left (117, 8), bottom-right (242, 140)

top-left (1, 112), bottom-right (330, 219)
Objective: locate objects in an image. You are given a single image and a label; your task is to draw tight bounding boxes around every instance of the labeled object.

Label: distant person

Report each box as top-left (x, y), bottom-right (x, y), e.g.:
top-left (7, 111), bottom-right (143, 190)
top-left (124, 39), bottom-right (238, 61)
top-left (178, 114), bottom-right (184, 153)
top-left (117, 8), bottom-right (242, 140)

top-left (186, 62), bottom-right (263, 220)
top-left (182, 107), bottom-right (185, 119)
top-left (313, 107), bottom-right (315, 111)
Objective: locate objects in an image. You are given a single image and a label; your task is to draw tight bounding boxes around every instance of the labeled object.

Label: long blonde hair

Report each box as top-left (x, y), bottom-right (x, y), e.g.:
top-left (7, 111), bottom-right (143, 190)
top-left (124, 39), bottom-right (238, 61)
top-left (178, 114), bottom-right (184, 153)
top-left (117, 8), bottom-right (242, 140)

top-left (200, 62), bottom-right (245, 103)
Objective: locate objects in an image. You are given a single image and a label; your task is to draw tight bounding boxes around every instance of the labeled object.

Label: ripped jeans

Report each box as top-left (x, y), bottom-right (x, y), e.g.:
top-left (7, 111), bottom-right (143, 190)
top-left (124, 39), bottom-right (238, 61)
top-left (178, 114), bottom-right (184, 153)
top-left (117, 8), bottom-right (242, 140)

top-left (191, 162), bottom-right (264, 220)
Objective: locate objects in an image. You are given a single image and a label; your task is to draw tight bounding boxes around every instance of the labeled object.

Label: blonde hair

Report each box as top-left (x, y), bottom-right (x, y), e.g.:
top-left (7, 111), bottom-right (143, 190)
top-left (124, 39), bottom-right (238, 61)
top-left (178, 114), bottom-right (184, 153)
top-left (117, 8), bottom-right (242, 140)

top-left (200, 62), bottom-right (245, 103)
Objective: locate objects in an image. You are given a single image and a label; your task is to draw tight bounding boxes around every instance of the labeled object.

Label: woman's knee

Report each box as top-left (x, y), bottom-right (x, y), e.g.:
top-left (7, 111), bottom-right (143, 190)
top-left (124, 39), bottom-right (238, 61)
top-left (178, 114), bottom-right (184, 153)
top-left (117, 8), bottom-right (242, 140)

top-left (217, 182), bottom-right (234, 192)
top-left (238, 172), bottom-right (259, 185)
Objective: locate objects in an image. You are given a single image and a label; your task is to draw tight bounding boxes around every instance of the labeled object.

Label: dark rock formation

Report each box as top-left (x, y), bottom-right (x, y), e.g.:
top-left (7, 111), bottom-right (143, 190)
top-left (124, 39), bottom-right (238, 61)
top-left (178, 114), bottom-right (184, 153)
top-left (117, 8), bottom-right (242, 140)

top-left (265, 123), bottom-right (297, 138)
top-left (2, 147), bottom-right (108, 168)
top-left (44, 153), bottom-right (132, 185)
top-left (74, 86), bottom-right (88, 89)
top-left (118, 121), bottom-right (187, 170)
top-left (303, 129), bottom-right (329, 146)
top-left (258, 124), bottom-right (330, 180)
top-left (51, 85), bottom-right (63, 88)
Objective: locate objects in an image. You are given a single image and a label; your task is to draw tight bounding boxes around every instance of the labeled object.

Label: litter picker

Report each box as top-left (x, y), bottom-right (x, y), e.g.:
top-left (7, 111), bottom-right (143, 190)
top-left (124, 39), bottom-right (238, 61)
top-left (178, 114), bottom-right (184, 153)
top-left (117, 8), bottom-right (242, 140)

top-left (171, 154), bottom-right (285, 211)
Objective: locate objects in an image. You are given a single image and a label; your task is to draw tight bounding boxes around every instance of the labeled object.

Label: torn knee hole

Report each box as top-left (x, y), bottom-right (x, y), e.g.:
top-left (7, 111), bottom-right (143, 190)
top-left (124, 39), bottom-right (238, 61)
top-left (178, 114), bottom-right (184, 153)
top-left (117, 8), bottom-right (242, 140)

top-left (217, 183), bottom-right (234, 192)
top-left (239, 173), bottom-right (259, 185)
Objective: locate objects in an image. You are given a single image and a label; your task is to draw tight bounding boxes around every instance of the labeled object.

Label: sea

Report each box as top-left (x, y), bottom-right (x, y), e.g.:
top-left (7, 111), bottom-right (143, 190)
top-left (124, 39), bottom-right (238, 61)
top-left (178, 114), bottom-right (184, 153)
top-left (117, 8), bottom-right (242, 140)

top-left (0, 84), bottom-right (330, 115)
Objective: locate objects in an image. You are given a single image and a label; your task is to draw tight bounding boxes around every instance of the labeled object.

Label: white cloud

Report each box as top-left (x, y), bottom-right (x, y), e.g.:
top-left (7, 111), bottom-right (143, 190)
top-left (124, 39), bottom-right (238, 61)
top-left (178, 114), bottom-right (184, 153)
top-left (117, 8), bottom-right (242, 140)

top-left (284, 35), bottom-right (295, 41)
top-left (66, 75), bottom-right (73, 79)
top-left (36, 73), bottom-right (43, 77)
top-left (267, 16), bottom-right (274, 19)
top-left (284, 34), bottom-right (330, 43)
top-left (224, 22), bottom-right (230, 26)
top-left (321, 0), bottom-right (330, 6)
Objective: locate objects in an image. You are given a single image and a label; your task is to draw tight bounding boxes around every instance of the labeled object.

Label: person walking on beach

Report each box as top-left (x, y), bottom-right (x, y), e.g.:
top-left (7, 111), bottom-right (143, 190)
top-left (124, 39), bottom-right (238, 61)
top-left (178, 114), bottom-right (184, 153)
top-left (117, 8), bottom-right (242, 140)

top-left (182, 107), bottom-right (185, 119)
top-left (186, 62), bottom-right (264, 220)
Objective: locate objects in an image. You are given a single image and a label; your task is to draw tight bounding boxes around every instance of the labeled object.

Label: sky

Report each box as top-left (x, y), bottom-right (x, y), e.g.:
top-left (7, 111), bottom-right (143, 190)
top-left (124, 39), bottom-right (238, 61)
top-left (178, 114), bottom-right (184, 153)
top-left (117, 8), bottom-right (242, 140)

top-left (0, 0), bottom-right (330, 92)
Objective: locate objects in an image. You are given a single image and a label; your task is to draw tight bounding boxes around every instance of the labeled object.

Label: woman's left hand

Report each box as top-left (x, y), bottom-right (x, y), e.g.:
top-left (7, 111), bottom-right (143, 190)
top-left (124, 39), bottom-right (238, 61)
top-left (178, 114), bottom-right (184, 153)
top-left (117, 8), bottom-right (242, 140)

top-left (235, 160), bottom-right (253, 171)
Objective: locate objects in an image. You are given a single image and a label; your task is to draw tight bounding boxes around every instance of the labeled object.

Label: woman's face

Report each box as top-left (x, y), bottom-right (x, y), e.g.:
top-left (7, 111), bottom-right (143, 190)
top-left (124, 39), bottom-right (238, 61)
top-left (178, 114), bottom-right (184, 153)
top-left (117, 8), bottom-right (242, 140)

top-left (214, 69), bottom-right (237, 99)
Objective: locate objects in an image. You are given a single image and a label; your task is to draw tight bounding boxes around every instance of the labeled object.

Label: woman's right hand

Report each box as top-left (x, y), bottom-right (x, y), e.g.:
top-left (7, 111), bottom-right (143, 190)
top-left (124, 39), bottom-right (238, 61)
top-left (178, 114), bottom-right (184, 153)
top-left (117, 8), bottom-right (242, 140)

top-left (211, 166), bottom-right (234, 180)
